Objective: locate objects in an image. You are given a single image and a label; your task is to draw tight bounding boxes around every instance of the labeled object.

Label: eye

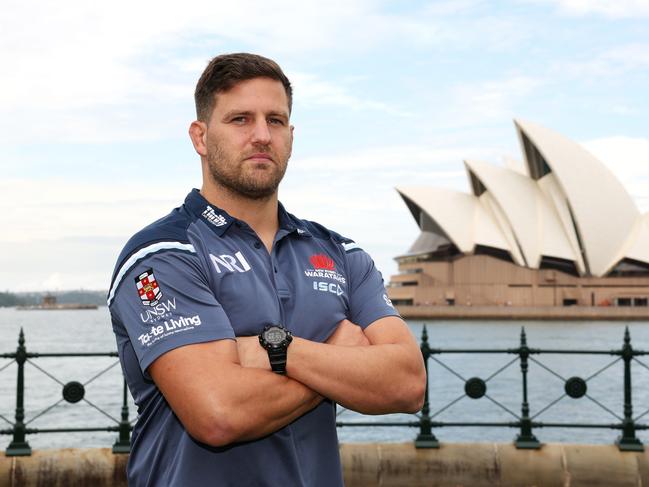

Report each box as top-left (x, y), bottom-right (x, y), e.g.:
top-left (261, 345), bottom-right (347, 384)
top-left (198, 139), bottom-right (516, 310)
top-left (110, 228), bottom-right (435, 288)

top-left (230, 116), bottom-right (248, 124)
top-left (268, 117), bottom-right (286, 126)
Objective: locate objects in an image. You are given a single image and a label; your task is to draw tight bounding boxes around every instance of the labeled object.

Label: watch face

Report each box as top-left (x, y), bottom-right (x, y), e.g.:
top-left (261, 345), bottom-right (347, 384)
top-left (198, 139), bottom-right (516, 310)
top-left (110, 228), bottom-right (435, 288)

top-left (264, 326), bottom-right (287, 345)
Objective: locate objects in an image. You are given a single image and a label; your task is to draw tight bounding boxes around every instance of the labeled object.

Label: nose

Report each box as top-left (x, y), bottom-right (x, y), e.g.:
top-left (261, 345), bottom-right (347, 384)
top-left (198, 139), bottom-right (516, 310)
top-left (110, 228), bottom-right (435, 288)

top-left (251, 118), bottom-right (271, 145)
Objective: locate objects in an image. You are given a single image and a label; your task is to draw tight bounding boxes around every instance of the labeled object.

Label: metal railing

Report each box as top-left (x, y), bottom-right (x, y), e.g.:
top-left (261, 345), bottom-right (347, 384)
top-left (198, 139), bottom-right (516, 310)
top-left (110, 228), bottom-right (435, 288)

top-left (338, 325), bottom-right (648, 451)
top-left (0, 329), bottom-right (132, 456)
top-left (2, 326), bottom-right (648, 455)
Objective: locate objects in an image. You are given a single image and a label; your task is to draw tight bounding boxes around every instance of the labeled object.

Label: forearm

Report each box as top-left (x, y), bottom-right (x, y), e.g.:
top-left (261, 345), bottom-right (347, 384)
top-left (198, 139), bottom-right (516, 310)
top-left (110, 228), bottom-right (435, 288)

top-left (221, 366), bottom-right (322, 443)
top-left (286, 337), bottom-right (424, 414)
top-left (150, 340), bottom-right (322, 447)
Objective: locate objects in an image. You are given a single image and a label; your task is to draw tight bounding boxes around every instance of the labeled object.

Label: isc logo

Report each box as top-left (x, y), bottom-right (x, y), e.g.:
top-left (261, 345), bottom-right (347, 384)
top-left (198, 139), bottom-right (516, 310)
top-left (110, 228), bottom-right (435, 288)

top-left (313, 281), bottom-right (344, 296)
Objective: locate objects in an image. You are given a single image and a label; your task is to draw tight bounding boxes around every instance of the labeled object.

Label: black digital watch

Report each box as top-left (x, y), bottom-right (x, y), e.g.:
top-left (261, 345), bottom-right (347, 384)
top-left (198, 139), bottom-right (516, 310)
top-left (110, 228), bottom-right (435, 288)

top-left (258, 324), bottom-right (293, 374)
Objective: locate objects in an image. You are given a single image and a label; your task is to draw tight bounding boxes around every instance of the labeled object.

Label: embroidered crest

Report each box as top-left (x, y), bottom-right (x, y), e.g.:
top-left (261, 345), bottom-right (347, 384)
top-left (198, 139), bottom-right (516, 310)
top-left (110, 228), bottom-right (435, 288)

top-left (135, 269), bottom-right (162, 307)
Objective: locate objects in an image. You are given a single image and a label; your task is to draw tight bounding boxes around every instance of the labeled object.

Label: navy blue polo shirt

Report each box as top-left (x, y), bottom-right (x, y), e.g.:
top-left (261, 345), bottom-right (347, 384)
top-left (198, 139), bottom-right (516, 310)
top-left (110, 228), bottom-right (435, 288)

top-left (108, 188), bottom-right (399, 487)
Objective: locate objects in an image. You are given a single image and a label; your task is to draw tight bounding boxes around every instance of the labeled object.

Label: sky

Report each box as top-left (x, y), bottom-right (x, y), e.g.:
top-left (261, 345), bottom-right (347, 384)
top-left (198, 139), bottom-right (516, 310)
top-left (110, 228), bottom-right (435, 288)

top-left (1, 0), bottom-right (648, 292)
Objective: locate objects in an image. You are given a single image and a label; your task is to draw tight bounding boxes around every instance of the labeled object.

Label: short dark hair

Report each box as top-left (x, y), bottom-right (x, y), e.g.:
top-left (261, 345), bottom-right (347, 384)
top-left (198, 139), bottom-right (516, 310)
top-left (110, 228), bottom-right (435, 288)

top-left (194, 53), bottom-right (293, 122)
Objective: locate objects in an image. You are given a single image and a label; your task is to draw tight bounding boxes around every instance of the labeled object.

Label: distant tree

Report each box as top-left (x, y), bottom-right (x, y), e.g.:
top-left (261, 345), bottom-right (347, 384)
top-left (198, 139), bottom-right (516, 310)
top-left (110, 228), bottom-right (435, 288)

top-left (0, 292), bottom-right (24, 307)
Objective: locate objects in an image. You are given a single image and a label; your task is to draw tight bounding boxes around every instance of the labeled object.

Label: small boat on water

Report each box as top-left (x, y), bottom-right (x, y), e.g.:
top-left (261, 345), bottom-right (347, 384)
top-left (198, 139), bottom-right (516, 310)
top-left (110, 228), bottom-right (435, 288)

top-left (16, 294), bottom-right (98, 311)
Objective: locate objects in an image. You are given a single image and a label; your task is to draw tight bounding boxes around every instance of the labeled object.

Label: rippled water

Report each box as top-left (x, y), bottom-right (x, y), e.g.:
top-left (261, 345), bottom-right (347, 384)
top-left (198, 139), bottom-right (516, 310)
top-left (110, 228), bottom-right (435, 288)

top-left (1, 307), bottom-right (649, 450)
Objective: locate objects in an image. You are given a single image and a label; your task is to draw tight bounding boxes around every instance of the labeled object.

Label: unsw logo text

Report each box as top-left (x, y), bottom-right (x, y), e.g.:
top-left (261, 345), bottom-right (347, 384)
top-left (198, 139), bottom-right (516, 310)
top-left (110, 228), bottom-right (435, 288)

top-left (140, 298), bottom-right (177, 323)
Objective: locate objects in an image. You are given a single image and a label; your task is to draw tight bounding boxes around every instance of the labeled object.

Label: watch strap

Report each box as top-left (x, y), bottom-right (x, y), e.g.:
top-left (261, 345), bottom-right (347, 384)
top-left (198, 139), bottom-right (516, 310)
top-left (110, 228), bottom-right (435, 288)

top-left (267, 348), bottom-right (287, 374)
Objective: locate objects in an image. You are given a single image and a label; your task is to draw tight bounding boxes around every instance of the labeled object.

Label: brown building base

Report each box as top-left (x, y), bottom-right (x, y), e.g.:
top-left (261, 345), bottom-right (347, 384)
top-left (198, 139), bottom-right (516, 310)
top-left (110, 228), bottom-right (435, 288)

top-left (397, 304), bottom-right (649, 320)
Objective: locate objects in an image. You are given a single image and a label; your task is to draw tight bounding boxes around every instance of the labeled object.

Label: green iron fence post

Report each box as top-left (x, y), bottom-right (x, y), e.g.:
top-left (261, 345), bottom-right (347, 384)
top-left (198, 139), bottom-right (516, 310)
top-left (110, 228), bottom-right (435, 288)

top-left (112, 378), bottom-right (131, 454)
top-left (6, 328), bottom-right (32, 456)
top-left (616, 327), bottom-right (644, 451)
top-left (515, 327), bottom-right (540, 449)
top-left (415, 325), bottom-right (439, 448)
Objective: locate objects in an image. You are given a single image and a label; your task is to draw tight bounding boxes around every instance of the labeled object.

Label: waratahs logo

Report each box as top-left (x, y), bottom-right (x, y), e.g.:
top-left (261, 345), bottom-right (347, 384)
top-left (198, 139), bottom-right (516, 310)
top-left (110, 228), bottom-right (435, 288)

top-left (309, 254), bottom-right (336, 271)
top-left (305, 254), bottom-right (345, 284)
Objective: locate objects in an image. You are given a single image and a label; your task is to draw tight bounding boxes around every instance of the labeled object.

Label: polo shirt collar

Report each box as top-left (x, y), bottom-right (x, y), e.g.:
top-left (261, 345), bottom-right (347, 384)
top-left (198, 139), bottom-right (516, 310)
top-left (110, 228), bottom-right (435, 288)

top-left (184, 189), bottom-right (311, 238)
top-left (184, 189), bottom-right (235, 237)
top-left (278, 202), bottom-right (312, 238)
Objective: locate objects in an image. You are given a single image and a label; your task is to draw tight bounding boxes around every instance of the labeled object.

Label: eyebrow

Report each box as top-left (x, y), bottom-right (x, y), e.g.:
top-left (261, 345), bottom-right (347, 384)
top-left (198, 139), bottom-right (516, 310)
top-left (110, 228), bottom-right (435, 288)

top-left (222, 110), bottom-right (289, 121)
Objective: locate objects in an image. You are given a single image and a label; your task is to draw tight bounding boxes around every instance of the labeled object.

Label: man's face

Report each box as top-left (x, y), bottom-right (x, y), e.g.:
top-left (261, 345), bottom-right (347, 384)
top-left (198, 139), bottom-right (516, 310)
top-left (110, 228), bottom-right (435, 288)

top-left (203, 77), bottom-right (293, 200)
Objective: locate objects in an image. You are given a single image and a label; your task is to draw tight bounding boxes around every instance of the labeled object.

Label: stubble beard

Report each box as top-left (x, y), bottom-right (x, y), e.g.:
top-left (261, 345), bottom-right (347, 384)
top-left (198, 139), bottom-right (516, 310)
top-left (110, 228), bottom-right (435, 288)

top-left (206, 140), bottom-right (289, 201)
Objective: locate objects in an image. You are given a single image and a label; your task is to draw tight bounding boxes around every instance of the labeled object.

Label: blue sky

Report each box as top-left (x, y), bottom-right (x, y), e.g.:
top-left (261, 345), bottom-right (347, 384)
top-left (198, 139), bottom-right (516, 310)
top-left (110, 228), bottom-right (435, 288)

top-left (1, 0), bottom-right (648, 291)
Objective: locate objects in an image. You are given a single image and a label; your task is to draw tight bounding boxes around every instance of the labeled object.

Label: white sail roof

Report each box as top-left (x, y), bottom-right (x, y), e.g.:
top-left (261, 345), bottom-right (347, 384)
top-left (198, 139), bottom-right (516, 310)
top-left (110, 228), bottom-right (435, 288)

top-left (464, 159), bottom-right (577, 268)
top-left (397, 120), bottom-right (648, 277)
top-left (514, 119), bottom-right (640, 276)
top-left (396, 186), bottom-right (508, 253)
top-left (621, 213), bottom-right (649, 265)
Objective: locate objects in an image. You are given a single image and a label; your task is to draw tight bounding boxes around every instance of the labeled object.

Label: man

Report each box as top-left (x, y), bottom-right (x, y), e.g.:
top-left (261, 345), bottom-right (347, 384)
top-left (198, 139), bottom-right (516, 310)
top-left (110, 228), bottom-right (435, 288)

top-left (108, 53), bottom-right (425, 487)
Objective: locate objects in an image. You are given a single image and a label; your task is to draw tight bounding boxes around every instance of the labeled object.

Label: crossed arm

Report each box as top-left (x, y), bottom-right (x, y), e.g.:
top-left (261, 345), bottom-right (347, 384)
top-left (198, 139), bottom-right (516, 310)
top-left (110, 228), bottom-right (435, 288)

top-left (149, 316), bottom-right (426, 447)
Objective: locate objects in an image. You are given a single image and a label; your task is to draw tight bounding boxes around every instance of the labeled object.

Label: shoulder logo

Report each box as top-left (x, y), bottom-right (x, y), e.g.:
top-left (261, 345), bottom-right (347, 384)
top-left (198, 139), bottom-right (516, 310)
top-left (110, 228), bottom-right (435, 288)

top-left (309, 254), bottom-right (335, 270)
top-left (135, 269), bottom-right (163, 307)
top-left (202, 205), bottom-right (228, 227)
top-left (342, 241), bottom-right (360, 252)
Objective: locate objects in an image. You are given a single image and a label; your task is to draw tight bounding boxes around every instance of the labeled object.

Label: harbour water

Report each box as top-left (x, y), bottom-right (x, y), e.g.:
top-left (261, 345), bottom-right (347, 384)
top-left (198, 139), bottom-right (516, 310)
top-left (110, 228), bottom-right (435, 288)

top-left (1, 307), bottom-right (649, 450)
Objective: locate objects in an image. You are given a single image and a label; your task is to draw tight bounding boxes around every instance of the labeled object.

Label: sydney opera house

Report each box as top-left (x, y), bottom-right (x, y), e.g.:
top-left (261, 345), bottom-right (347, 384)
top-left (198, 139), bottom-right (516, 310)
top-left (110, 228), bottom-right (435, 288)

top-left (388, 120), bottom-right (649, 308)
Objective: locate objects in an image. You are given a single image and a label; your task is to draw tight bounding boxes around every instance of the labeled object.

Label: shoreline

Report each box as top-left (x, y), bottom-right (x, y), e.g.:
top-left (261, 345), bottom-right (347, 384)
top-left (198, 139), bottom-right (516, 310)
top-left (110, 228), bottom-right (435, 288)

top-left (15, 304), bottom-right (98, 311)
top-left (397, 304), bottom-right (649, 321)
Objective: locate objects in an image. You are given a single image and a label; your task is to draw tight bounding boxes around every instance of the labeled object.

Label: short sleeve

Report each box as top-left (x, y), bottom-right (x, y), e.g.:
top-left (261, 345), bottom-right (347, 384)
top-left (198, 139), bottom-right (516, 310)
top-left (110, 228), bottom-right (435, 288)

top-left (345, 246), bottom-right (400, 328)
top-left (109, 249), bottom-right (235, 373)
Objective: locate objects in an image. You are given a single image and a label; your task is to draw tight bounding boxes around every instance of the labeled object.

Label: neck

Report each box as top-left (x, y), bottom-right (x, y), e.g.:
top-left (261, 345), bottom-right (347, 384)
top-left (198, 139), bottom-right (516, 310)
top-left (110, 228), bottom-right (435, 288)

top-left (200, 181), bottom-right (279, 248)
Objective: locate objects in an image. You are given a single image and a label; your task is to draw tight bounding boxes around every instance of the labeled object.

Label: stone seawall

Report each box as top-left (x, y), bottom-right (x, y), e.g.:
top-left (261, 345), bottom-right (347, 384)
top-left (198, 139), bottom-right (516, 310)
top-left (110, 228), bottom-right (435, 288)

top-left (2, 443), bottom-right (649, 486)
top-left (398, 304), bottom-right (649, 320)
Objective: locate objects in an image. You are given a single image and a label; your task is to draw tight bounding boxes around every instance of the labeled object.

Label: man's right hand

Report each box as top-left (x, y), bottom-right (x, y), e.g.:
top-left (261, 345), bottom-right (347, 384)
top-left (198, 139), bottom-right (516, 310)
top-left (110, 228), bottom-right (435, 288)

top-left (326, 319), bottom-right (370, 347)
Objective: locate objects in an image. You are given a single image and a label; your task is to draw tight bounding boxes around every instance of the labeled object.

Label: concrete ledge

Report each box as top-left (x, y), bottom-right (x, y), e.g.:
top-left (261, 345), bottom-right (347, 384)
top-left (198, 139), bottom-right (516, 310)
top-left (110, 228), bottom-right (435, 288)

top-left (0, 448), bottom-right (128, 487)
top-left (397, 304), bottom-right (649, 320)
top-left (2, 443), bottom-right (648, 486)
top-left (341, 443), bottom-right (648, 486)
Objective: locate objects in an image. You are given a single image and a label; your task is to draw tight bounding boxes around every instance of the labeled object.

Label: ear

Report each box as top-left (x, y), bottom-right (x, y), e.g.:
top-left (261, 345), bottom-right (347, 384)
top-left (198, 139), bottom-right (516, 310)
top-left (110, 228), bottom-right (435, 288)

top-left (189, 121), bottom-right (208, 157)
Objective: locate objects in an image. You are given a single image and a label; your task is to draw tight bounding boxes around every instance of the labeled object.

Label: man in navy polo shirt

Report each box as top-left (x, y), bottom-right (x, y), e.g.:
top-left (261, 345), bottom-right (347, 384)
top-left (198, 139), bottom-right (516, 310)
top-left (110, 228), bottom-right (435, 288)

top-left (108, 53), bottom-right (426, 486)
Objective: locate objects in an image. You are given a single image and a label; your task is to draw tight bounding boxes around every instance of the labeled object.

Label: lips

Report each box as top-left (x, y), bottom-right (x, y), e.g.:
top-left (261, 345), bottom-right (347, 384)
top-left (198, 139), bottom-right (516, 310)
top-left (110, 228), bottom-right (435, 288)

top-left (247, 153), bottom-right (273, 162)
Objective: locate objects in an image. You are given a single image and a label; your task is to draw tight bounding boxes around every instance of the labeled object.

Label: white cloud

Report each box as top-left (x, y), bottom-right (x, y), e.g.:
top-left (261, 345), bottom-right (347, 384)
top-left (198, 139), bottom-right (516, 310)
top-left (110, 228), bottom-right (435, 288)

top-left (539, 0), bottom-right (649, 17)
top-left (0, 140), bottom-right (488, 290)
top-left (0, 178), bottom-right (188, 242)
top-left (555, 43), bottom-right (649, 79)
top-left (290, 72), bottom-right (411, 116)
top-left (289, 144), bottom-right (495, 172)
top-left (0, 0), bottom-right (428, 112)
top-left (435, 76), bottom-right (544, 127)
top-left (0, 0), bottom-right (539, 144)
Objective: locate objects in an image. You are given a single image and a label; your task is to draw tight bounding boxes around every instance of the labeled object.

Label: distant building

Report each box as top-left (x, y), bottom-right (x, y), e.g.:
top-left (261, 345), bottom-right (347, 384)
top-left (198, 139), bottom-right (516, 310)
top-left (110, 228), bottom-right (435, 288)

top-left (389, 120), bottom-right (649, 308)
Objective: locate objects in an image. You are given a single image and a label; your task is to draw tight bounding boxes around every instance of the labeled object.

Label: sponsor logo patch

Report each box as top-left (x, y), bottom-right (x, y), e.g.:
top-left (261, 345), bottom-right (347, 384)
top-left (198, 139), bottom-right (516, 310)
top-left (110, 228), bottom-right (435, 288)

top-left (140, 297), bottom-right (178, 323)
top-left (304, 254), bottom-right (346, 284)
top-left (210, 251), bottom-right (252, 274)
top-left (310, 254), bottom-right (336, 270)
top-left (383, 294), bottom-right (394, 308)
top-left (202, 205), bottom-right (228, 227)
top-left (313, 281), bottom-right (344, 296)
top-left (137, 314), bottom-right (203, 348)
top-left (135, 269), bottom-right (162, 307)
